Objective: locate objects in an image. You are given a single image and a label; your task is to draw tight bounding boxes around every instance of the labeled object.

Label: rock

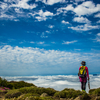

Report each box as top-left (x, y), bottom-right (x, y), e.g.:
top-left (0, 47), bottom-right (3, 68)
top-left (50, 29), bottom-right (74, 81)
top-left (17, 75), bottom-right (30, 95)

top-left (60, 98), bottom-right (67, 100)
top-left (17, 94), bottom-right (25, 100)
top-left (40, 93), bottom-right (48, 97)
top-left (74, 96), bottom-right (81, 100)
top-left (25, 97), bottom-right (29, 100)
top-left (95, 96), bottom-right (100, 100)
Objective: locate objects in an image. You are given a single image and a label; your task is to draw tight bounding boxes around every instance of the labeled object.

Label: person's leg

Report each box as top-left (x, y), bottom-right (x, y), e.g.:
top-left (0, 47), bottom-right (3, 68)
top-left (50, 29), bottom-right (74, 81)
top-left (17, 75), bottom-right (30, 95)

top-left (81, 82), bottom-right (83, 90)
top-left (81, 82), bottom-right (86, 91)
top-left (83, 82), bottom-right (86, 90)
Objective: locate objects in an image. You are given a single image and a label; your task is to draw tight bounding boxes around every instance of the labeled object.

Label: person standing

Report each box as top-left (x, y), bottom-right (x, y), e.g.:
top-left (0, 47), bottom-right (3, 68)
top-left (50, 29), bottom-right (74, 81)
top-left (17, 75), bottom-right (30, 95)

top-left (78, 61), bottom-right (89, 91)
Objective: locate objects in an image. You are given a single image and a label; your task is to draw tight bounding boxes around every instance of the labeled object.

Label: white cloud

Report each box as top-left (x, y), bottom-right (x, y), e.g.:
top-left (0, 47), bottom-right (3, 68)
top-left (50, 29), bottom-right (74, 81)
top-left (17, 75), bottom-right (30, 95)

top-left (95, 13), bottom-right (100, 18)
top-left (0, 13), bottom-right (16, 20)
top-left (68, 24), bottom-right (99, 31)
top-left (95, 33), bottom-right (100, 42)
top-left (97, 20), bottom-right (100, 23)
top-left (0, 45), bottom-right (100, 75)
top-left (97, 33), bottom-right (100, 36)
top-left (57, 4), bottom-right (74, 14)
top-left (36, 0), bottom-right (65, 5)
top-left (35, 10), bottom-right (54, 21)
top-left (62, 40), bottom-right (77, 44)
top-left (38, 10), bottom-right (53, 17)
top-left (35, 16), bottom-right (47, 21)
top-left (56, 1), bottom-right (100, 16)
top-left (73, 17), bottom-right (90, 23)
top-left (63, 4), bottom-right (74, 11)
top-left (48, 25), bottom-right (54, 28)
top-left (0, 45), bottom-right (87, 66)
top-left (10, 0), bottom-right (37, 9)
top-left (0, 2), bottom-right (8, 10)
top-left (37, 42), bottom-right (45, 44)
top-left (0, 0), bottom-right (37, 20)
top-left (3, 75), bottom-right (100, 93)
top-left (62, 20), bottom-right (69, 24)
top-left (15, 8), bottom-right (23, 13)
top-left (74, 1), bottom-right (100, 16)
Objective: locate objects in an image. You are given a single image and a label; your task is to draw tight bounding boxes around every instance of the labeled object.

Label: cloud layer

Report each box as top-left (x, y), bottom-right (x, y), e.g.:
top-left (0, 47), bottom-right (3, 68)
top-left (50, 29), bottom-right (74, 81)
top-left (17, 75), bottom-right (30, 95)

top-left (2, 74), bottom-right (100, 93)
top-left (0, 45), bottom-right (100, 75)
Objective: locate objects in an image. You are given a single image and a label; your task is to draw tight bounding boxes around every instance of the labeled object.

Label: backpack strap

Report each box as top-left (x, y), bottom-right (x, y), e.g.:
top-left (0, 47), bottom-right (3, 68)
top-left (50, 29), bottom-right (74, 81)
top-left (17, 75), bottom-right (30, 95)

top-left (81, 66), bottom-right (86, 75)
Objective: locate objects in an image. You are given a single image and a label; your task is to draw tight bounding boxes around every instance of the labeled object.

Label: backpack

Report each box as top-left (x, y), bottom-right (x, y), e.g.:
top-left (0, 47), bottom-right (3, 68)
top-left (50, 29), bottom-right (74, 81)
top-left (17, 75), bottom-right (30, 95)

top-left (78, 66), bottom-right (86, 78)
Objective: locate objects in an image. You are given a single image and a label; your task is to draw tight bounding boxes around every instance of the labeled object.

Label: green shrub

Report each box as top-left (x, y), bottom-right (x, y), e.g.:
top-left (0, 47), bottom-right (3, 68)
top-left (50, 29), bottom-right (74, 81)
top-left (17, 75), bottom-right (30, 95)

top-left (0, 77), bottom-right (35, 89)
top-left (9, 81), bottom-right (35, 89)
top-left (19, 86), bottom-right (57, 96)
top-left (54, 88), bottom-right (83, 99)
top-left (80, 92), bottom-right (90, 100)
top-left (54, 91), bottom-right (66, 98)
top-left (0, 77), bottom-right (8, 87)
top-left (89, 89), bottom-right (96, 94)
top-left (19, 86), bottom-right (38, 94)
top-left (89, 88), bottom-right (100, 96)
top-left (17, 93), bottom-right (40, 100)
top-left (5, 89), bottom-right (22, 98)
top-left (38, 87), bottom-right (57, 96)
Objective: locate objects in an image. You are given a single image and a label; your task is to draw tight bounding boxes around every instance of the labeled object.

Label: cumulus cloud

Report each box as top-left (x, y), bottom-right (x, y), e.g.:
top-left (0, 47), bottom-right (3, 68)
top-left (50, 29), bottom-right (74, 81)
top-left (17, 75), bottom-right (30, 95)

top-left (68, 24), bottom-right (99, 31)
top-left (10, 0), bottom-right (37, 9)
top-left (0, 0), bottom-right (37, 20)
top-left (97, 20), bottom-right (100, 23)
top-left (95, 13), bottom-right (100, 18)
top-left (95, 33), bottom-right (100, 42)
top-left (62, 20), bottom-right (69, 24)
top-left (0, 13), bottom-right (16, 20)
top-left (73, 17), bottom-right (90, 23)
top-left (56, 1), bottom-right (100, 16)
top-left (57, 4), bottom-right (74, 14)
top-left (36, 0), bottom-right (65, 5)
top-left (35, 10), bottom-right (54, 21)
top-left (74, 1), bottom-right (100, 16)
top-left (0, 2), bottom-right (8, 10)
top-left (48, 25), bottom-right (54, 28)
top-left (97, 33), bottom-right (100, 36)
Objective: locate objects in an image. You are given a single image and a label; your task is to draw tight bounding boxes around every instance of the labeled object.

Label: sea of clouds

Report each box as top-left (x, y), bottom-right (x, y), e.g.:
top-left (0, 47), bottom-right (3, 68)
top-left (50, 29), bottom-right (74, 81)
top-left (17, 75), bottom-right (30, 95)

top-left (1, 74), bottom-right (100, 93)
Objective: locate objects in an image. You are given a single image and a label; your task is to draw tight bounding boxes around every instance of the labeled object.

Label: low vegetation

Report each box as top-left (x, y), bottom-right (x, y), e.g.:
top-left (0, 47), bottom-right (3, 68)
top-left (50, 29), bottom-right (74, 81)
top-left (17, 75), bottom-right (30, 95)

top-left (0, 77), bottom-right (100, 100)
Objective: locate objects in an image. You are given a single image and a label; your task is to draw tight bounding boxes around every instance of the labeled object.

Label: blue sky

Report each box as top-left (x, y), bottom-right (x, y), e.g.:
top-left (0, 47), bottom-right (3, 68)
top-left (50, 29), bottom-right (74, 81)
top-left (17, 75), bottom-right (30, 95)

top-left (0, 0), bottom-right (100, 76)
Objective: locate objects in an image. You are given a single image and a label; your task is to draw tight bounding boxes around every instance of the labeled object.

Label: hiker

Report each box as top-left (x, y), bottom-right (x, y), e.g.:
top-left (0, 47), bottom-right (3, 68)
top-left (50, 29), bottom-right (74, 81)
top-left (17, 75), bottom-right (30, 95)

top-left (78, 61), bottom-right (89, 91)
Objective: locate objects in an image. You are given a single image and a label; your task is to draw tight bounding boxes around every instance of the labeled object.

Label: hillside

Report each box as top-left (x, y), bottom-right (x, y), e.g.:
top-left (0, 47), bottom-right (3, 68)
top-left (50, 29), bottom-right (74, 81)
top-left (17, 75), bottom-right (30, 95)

top-left (0, 77), bottom-right (100, 100)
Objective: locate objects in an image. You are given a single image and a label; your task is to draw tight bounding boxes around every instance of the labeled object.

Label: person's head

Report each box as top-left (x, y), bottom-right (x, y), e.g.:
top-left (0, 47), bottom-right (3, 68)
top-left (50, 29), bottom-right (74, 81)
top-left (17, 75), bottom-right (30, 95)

top-left (81, 61), bottom-right (86, 66)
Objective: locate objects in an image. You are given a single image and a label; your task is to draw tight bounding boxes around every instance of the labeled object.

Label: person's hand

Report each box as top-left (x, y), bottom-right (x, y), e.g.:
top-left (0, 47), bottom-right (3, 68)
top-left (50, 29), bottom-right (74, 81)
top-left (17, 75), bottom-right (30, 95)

top-left (88, 77), bottom-right (90, 80)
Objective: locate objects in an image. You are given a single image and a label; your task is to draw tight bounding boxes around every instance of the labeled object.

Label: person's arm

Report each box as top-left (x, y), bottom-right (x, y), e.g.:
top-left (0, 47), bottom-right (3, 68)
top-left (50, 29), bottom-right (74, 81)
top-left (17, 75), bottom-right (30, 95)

top-left (85, 67), bottom-right (89, 80)
top-left (78, 66), bottom-right (81, 76)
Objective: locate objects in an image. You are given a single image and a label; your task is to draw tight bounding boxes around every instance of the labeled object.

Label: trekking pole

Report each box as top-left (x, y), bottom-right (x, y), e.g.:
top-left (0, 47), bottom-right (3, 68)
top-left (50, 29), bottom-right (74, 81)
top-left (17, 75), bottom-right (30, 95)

top-left (88, 79), bottom-right (90, 90)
